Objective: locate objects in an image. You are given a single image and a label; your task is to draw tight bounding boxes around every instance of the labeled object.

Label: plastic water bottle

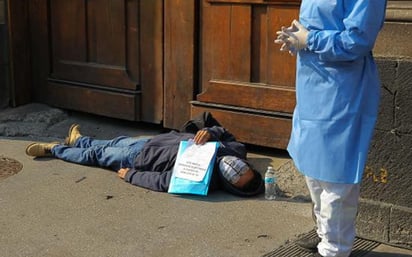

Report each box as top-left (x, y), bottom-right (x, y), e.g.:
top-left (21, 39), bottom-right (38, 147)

top-left (265, 166), bottom-right (277, 200)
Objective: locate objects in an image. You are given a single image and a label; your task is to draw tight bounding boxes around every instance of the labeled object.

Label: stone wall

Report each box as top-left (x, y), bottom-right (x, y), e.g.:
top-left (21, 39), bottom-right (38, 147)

top-left (357, 4), bottom-right (412, 248)
top-left (0, 0), bottom-right (10, 109)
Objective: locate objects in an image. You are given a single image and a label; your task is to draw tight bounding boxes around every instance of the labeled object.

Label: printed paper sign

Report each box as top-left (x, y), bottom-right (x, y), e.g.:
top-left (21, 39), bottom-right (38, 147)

top-left (173, 141), bottom-right (217, 182)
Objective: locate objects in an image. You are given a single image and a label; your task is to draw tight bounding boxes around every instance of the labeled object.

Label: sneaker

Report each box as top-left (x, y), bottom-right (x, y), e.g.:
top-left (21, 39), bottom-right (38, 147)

top-left (25, 142), bottom-right (59, 157)
top-left (64, 124), bottom-right (82, 146)
top-left (296, 236), bottom-right (321, 253)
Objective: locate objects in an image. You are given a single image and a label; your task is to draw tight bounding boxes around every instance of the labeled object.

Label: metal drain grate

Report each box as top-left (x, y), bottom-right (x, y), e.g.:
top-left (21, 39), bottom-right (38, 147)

top-left (262, 229), bottom-right (380, 257)
top-left (0, 156), bottom-right (23, 180)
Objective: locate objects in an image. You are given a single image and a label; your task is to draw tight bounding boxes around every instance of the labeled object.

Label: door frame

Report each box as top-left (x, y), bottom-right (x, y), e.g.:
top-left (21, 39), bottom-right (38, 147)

top-left (7, 0), bottom-right (31, 106)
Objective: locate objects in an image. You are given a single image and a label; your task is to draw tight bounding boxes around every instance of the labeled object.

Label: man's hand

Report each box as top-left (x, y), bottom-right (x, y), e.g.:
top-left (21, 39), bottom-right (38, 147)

top-left (118, 168), bottom-right (130, 179)
top-left (193, 129), bottom-right (211, 145)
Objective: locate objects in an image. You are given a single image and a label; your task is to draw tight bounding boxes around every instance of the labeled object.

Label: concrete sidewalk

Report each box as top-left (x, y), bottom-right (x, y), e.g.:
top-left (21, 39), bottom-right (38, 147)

top-left (0, 104), bottom-right (411, 257)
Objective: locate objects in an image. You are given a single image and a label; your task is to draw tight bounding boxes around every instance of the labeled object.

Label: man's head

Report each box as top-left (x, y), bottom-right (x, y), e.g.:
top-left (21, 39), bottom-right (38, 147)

top-left (218, 156), bottom-right (256, 189)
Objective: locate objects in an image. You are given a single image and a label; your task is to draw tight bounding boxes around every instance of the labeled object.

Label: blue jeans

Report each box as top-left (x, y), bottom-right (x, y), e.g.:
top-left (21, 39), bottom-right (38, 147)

top-left (51, 136), bottom-right (150, 170)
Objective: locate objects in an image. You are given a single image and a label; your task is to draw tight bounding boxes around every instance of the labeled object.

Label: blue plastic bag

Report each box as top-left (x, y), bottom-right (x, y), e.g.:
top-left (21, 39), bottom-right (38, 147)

top-left (168, 140), bottom-right (218, 196)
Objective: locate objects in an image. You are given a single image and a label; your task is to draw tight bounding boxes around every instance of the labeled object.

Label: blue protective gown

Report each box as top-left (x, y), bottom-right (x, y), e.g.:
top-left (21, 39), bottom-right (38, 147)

top-left (287, 0), bottom-right (387, 184)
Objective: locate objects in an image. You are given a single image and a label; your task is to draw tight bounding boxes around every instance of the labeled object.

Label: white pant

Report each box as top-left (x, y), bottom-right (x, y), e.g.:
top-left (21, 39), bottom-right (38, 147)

top-left (305, 176), bottom-right (360, 257)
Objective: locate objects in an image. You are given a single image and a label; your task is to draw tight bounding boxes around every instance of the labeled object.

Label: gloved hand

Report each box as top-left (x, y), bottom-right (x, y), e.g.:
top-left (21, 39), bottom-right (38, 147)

top-left (274, 22), bottom-right (295, 50)
top-left (274, 20), bottom-right (308, 55)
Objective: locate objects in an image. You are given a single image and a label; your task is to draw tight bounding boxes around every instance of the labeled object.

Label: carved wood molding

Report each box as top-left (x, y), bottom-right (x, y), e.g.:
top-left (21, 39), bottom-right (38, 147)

top-left (197, 80), bottom-right (296, 113)
top-left (208, 0), bottom-right (300, 5)
top-left (191, 103), bottom-right (292, 148)
top-left (207, 1), bottom-right (412, 22)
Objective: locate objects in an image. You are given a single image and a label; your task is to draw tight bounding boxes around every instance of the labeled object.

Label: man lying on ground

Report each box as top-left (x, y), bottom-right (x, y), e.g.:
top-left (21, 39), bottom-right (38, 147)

top-left (25, 112), bottom-right (264, 197)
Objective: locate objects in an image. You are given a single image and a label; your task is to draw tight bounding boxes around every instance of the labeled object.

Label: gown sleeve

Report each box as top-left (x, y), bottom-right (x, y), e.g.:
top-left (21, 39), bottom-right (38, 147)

top-left (306, 0), bottom-right (387, 61)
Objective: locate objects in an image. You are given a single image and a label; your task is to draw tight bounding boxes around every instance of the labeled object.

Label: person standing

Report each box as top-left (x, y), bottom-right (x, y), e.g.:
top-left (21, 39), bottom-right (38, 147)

top-left (274, 1), bottom-right (387, 257)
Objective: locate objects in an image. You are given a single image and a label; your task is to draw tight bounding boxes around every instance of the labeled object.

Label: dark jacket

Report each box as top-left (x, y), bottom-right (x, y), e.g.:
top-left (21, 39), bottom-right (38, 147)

top-left (124, 113), bottom-right (264, 196)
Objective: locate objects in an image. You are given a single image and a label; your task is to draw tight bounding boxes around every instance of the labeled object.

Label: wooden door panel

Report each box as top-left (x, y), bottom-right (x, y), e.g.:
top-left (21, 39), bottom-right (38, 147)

top-left (202, 4), bottom-right (252, 84)
top-left (196, 0), bottom-right (300, 148)
top-left (201, 1), bottom-right (299, 105)
top-left (163, 1), bottom-right (196, 129)
top-left (139, 0), bottom-right (163, 123)
top-left (50, 0), bottom-right (138, 90)
top-left (47, 81), bottom-right (139, 120)
top-left (251, 5), bottom-right (269, 83)
top-left (267, 6), bottom-right (299, 86)
top-left (29, 0), bottom-right (163, 123)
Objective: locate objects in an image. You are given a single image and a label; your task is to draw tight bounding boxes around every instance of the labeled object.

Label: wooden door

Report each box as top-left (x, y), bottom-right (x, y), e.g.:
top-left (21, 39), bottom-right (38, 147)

top-left (192, 0), bottom-right (300, 149)
top-left (28, 0), bottom-right (163, 122)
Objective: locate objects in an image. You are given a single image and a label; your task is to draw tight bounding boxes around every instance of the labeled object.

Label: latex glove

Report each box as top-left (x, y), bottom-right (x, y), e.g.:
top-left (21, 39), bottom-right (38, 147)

top-left (274, 21), bottom-right (298, 54)
top-left (274, 24), bottom-right (296, 52)
top-left (275, 23), bottom-right (296, 42)
top-left (275, 20), bottom-right (308, 55)
top-left (275, 27), bottom-right (293, 55)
